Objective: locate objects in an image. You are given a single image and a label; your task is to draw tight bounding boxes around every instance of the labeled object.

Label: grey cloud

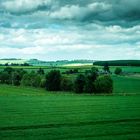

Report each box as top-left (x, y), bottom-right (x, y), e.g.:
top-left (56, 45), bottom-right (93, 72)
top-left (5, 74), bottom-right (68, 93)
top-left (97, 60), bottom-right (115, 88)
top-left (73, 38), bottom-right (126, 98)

top-left (0, 0), bottom-right (140, 27)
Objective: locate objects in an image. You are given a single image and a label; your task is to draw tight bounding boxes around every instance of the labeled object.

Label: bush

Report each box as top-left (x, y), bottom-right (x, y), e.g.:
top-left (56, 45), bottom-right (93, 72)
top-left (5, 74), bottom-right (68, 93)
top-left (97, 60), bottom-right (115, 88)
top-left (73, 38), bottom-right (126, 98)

top-left (40, 78), bottom-right (46, 88)
top-left (74, 74), bottom-right (85, 93)
top-left (21, 72), bottom-right (41, 87)
top-left (46, 70), bottom-right (61, 91)
top-left (3, 67), bottom-right (14, 74)
top-left (11, 72), bottom-right (21, 86)
top-left (61, 77), bottom-right (73, 91)
top-left (95, 75), bottom-right (113, 93)
top-left (0, 72), bottom-right (10, 84)
top-left (21, 74), bottom-right (31, 86)
top-left (37, 68), bottom-right (45, 75)
top-left (114, 67), bottom-right (122, 75)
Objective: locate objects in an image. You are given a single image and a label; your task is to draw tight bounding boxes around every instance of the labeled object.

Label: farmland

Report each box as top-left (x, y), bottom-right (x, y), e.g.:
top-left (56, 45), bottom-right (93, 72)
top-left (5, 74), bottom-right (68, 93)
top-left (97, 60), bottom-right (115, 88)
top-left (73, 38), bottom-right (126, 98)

top-left (0, 85), bottom-right (140, 140)
top-left (0, 65), bottom-right (140, 140)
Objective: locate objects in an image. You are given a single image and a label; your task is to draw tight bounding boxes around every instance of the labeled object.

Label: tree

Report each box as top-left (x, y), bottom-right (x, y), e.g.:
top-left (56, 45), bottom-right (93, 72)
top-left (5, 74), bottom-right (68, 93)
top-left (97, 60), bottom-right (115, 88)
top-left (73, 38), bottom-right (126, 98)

top-left (0, 72), bottom-right (10, 84)
top-left (94, 75), bottom-right (113, 93)
top-left (46, 70), bottom-right (61, 91)
top-left (61, 77), bottom-right (73, 91)
top-left (11, 72), bottom-right (21, 86)
top-left (4, 67), bottom-right (14, 74)
top-left (74, 74), bottom-right (85, 93)
top-left (114, 67), bottom-right (122, 75)
top-left (84, 67), bottom-right (98, 93)
top-left (40, 78), bottom-right (46, 88)
top-left (103, 62), bottom-right (110, 73)
top-left (37, 68), bottom-right (45, 75)
top-left (21, 73), bottom-right (31, 86)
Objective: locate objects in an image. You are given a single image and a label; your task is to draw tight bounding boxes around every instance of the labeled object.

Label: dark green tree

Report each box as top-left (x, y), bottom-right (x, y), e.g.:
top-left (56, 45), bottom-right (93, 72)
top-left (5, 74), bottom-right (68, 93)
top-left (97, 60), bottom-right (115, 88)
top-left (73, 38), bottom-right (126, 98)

top-left (114, 67), bottom-right (122, 75)
top-left (103, 62), bottom-right (110, 73)
top-left (0, 72), bottom-right (10, 84)
top-left (61, 77), bottom-right (73, 91)
top-left (74, 74), bottom-right (85, 93)
top-left (46, 70), bottom-right (61, 91)
top-left (84, 67), bottom-right (98, 93)
top-left (4, 67), bottom-right (14, 74)
top-left (95, 75), bottom-right (113, 93)
top-left (37, 68), bottom-right (45, 75)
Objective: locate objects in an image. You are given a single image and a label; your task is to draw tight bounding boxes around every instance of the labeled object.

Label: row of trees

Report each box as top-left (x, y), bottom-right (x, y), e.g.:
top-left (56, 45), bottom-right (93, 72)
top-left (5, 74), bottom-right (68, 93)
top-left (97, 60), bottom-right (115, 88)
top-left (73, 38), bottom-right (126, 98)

top-left (45, 67), bottom-right (113, 94)
top-left (0, 67), bottom-right (113, 94)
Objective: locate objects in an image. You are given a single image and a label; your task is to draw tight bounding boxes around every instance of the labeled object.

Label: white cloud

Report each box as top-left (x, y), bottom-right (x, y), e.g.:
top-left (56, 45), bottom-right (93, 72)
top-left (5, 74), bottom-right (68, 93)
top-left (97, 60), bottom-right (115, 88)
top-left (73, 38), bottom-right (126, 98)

top-left (50, 5), bottom-right (88, 20)
top-left (0, 22), bottom-right (140, 60)
top-left (88, 2), bottom-right (111, 12)
top-left (50, 2), bottom-right (111, 20)
top-left (2, 0), bottom-right (54, 13)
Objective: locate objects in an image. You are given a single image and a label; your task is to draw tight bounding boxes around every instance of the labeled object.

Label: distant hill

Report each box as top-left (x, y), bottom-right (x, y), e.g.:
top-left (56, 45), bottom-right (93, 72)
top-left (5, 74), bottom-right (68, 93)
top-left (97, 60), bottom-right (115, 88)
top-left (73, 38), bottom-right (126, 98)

top-left (93, 60), bottom-right (140, 66)
top-left (0, 59), bottom-right (94, 66)
top-left (0, 59), bottom-right (28, 65)
top-left (27, 59), bottom-right (94, 66)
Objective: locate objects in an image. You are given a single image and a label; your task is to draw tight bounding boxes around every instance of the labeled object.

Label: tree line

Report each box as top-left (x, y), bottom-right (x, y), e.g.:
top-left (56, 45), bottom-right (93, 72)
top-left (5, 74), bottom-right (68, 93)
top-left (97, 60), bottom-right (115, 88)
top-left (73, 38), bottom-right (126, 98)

top-left (93, 60), bottom-right (140, 66)
top-left (0, 67), bottom-right (114, 94)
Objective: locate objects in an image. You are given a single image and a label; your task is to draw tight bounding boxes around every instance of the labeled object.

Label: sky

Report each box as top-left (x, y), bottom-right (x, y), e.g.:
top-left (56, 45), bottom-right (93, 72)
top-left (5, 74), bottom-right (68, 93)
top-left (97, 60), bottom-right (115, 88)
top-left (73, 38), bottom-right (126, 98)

top-left (0, 0), bottom-right (140, 61)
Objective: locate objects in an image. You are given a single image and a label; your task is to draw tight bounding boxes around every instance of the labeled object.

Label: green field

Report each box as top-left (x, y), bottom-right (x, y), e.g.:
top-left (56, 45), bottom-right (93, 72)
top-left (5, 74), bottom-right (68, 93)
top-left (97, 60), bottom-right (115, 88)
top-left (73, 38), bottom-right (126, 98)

top-left (113, 75), bottom-right (140, 94)
top-left (0, 85), bottom-right (140, 140)
top-left (0, 65), bottom-right (140, 140)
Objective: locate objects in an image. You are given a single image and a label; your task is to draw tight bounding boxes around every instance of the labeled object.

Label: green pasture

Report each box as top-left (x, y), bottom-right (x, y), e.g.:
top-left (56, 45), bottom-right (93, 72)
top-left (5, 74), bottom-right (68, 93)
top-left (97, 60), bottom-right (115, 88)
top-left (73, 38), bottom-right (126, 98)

top-left (113, 75), bottom-right (140, 94)
top-left (0, 85), bottom-right (140, 140)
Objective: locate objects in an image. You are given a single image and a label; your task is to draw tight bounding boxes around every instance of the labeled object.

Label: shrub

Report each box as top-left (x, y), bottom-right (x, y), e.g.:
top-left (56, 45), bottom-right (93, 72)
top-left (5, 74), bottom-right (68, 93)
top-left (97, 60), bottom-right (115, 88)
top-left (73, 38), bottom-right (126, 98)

top-left (37, 68), bottom-right (45, 75)
top-left (21, 74), bottom-right (31, 86)
top-left (46, 70), bottom-right (61, 91)
top-left (114, 67), bottom-right (122, 75)
top-left (4, 67), bottom-right (14, 74)
top-left (40, 78), bottom-right (46, 88)
top-left (95, 75), bottom-right (113, 93)
top-left (21, 73), bottom-right (41, 87)
top-left (0, 72), bottom-right (10, 84)
top-left (61, 77), bottom-right (73, 91)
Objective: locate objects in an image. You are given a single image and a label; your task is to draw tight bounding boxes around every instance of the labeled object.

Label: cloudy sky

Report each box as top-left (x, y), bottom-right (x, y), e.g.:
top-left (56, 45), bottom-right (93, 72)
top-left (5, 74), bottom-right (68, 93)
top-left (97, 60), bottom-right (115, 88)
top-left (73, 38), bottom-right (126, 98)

top-left (0, 0), bottom-right (140, 60)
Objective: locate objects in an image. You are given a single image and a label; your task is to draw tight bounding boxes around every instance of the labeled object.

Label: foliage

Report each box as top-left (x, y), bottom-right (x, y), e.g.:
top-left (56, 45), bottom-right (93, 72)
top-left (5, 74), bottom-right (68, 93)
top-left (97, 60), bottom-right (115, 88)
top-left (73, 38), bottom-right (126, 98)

top-left (103, 62), bottom-right (110, 73)
top-left (61, 77), bottom-right (73, 91)
top-left (115, 67), bottom-right (122, 75)
top-left (46, 70), bottom-right (61, 91)
top-left (37, 68), bottom-right (45, 75)
top-left (95, 75), bottom-right (113, 93)
top-left (84, 67), bottom-right (99, 93)
top-left (94, 60), bottom-right (140, 66)
top-left (21, 72), bottom-right (41, 87)
top-left (74, 74), bottom-right (85, 93)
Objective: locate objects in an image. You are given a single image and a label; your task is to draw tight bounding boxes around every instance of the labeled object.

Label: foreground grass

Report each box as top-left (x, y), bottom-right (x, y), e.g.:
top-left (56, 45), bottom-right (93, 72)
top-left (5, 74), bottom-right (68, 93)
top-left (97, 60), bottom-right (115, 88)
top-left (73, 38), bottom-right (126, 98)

top-left (0, 85), bottom-right (140, 140)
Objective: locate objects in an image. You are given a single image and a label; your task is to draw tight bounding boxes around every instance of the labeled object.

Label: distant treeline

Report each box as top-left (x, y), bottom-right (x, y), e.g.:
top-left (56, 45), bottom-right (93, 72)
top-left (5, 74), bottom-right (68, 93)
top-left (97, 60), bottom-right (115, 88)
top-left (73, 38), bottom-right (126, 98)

top-left (93, 60), bottom-right (140, 66)
top-left (0, 63), bottom-right (31, 66)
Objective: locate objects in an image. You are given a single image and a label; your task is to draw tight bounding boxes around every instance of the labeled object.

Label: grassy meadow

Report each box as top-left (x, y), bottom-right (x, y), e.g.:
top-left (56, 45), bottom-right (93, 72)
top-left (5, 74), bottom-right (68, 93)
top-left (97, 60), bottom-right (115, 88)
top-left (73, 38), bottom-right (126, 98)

top-left (0, 65), bottom-right (140, 140)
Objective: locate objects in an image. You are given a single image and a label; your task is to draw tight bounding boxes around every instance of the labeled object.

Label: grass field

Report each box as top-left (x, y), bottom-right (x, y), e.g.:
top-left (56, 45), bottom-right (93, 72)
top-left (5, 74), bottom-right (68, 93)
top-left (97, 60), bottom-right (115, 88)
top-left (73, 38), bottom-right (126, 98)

top-left (0, 85), bottom-right (140, 140)
top-left (0, 65), bottom-right (140, 139)
top-left (113, 75), bottom-right (140, 94)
